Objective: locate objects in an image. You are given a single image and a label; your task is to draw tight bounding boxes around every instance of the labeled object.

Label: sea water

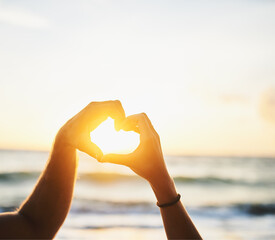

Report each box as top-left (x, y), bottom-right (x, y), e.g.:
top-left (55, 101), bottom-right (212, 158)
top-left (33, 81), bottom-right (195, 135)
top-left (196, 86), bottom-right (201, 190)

top-left (0, 150), bottom-right (274, 240)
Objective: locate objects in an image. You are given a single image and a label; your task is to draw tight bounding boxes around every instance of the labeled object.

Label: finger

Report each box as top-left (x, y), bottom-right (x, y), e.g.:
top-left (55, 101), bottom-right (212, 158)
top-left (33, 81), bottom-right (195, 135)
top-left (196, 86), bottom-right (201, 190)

top-left (80, 141), bottom-right (103, 160)
top-left (114, 100), bottom-right (126, 131)
top-left (125, 126), bottom-right (140, 134)
top-left (121, 113), bottom-right (153, 142)
top-left (141, 113), bottom-right (156, 133)
top-left (122, 114), bottom-right (150, 134)
top-left (100, 153), bottom-right (131, 166)
top-left (140, 113), bottom-right (159, 137)
top-left (120, 118), bottom-right (140, 133)
top-left (86, 100), bottom-right (125, 131)
top-left (96, 100), bottom-right (126, 131)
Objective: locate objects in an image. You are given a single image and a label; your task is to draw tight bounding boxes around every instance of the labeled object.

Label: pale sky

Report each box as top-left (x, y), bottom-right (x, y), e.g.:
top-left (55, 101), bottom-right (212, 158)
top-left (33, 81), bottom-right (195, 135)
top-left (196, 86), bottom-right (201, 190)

top-left (0, 0), bottom-right (275, 156)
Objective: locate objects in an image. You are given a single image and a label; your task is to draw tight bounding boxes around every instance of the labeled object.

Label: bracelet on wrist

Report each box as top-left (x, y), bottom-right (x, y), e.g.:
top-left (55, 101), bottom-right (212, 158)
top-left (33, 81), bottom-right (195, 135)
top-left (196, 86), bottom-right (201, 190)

top-left (156, 193), bottom-right (181, 208)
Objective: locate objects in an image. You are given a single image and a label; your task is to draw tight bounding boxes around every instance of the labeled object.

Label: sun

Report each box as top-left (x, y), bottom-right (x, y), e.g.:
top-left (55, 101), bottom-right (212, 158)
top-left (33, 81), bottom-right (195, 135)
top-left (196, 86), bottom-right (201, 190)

top-left (90, 118), bottom-right (140, 154)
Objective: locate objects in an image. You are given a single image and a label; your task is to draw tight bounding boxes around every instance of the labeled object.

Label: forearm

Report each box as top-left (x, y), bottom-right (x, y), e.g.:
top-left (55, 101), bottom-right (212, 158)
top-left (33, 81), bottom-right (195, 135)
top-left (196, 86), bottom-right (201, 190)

top-left (150, 175), bottom-right (202, 240)
top-left (18, 140), bottom-right (78, 238)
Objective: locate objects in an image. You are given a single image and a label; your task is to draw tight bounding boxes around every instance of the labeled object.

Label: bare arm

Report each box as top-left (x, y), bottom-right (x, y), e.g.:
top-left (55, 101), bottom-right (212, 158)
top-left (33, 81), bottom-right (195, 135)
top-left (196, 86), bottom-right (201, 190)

top-left (0, 100), bottom-right (125, 239)
top-left (0, 145), bottom-right (77, 239)
top-left (150, 172), bottom-right (202, 239)
top-left (101, 113), bottom-right (202, 240)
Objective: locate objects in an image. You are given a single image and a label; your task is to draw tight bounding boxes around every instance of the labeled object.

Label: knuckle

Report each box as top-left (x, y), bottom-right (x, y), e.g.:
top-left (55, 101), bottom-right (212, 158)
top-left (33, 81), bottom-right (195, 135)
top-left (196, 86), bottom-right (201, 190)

top-left (155, 131), bottom-right (160, 139)
top-left (141, 112), bottom-right (148, 119)
top-left (88, 101), bottom-right (97, 107)
top-left (155, 133), bottom-right (160, 142)
top-left (113, 99), bottom-right (121, 104)
top-left (113, 100), bottom-right (123, 108)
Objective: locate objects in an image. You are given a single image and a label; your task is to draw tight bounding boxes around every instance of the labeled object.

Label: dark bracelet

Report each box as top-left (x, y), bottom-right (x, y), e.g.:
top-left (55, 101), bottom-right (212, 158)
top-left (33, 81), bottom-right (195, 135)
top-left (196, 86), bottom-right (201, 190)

top-left (157, 194), bottom-right (181, 208)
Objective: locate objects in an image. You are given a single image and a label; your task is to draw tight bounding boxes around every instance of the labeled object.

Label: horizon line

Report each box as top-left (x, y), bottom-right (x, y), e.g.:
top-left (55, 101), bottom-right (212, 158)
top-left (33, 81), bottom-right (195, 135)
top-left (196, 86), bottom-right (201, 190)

top-left (0, 147), bottom-right (274, 159)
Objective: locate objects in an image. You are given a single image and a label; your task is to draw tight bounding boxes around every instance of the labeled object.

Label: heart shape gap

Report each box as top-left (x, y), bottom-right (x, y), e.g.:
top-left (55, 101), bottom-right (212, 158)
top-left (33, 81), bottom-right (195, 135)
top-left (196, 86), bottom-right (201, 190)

top-left (90, 118), bottom-right (140, 154)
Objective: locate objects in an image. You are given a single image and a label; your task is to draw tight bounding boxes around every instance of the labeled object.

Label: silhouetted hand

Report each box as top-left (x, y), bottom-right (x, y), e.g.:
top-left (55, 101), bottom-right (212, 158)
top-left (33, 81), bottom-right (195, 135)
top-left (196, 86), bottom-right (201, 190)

top-left (100, 113), bottom-right (175, 199)
top-left (0, 100), bottom-right (125, 239)
top-left (56, 100), bottom-right (125, 160)
top-left (101, 113), bottom-right (202, 240)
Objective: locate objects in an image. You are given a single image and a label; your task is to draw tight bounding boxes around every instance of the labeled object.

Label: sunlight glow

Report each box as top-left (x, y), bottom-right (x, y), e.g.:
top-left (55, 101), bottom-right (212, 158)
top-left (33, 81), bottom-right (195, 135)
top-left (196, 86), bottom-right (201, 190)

top-left (90, 118), bottom-right (140, 154)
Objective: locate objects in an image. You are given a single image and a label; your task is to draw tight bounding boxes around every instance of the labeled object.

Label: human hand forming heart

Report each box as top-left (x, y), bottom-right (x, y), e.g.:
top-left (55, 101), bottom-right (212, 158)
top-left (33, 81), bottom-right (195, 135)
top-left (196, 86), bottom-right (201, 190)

top-left (55, 100), bottom-right (126, 160)
top-left (56, 100), bottom-right (174, 199)
top-left (100, 113), bottom-right (174, 191)
top-left (53, 100), bottom-right (200, 240)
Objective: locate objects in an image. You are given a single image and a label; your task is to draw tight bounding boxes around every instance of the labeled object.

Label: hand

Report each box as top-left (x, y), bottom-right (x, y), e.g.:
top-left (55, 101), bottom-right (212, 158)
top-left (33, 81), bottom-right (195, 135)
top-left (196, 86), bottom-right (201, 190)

top-left (101, 113), bottom-right (177, 203)
top-left (101, 113), bottom-right (202, 240)
top-left (55, 100), bottom-right (125, 160)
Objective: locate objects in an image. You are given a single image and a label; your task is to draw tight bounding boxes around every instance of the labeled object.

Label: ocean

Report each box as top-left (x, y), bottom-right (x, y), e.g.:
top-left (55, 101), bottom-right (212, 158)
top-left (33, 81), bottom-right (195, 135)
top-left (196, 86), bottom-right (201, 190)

top-left (0, 150), bottom-right (274, 240)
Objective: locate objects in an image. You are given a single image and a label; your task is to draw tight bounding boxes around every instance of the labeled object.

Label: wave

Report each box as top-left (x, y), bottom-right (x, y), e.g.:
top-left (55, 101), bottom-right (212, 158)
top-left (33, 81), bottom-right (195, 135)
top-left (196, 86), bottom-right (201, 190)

top-left (234, 203), bottom-right (275, 216)
top-left (76, 173), bottom-right (275, 187)
top-left (78, 172), bottom-right (138, 182)
top-left (191, 203), bottom-right (275, 218)
top-left (1, 196), bottom-right (274, 217)
top-left (0, 171), bottom-right (138, 182)
top-left (174, 176), bottom-right (275, 186)
top-left (0, 171), bottom-right (273, 187)
top-left (70, 199), bottom-right (157, 215)
top-left (0, 171), bottom-right (39, 181)
top-left (69, 199), bottom-right (275, 217)
top-left (82, 224), bottom-right (162, 230)
top-left (0, 206), bottom-right (18, 212)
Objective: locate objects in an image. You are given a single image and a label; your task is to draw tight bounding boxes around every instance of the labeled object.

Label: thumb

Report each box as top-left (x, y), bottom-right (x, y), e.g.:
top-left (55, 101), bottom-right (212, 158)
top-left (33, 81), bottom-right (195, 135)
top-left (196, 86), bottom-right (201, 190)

top-left (100, 153), bottom-right (131, 166)
top-left (120, 118), bottom-right (140, 133)
top-left (80, 141), bottom-right (103, 161)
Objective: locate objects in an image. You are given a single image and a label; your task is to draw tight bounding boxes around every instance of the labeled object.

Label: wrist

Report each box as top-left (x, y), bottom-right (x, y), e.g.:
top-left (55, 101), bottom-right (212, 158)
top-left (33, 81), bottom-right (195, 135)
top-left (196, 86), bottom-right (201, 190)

top-left (55, 126), bottom-right (73, 147)
top-left (149, 173), bottom-right (178, 205)
top-left (53, 130), bottom-right (76, 155)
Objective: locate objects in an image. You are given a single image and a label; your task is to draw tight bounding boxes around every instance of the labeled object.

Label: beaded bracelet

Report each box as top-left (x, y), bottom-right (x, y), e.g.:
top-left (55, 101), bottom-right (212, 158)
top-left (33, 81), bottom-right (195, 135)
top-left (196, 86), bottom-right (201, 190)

top-left (157, 194), bottom-right (181, 208)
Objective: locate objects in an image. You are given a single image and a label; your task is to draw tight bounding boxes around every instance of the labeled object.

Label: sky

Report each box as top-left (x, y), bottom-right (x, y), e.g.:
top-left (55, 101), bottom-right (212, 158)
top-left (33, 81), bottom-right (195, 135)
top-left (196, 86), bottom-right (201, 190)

top-left (0, 0), bottom-right (275, 156)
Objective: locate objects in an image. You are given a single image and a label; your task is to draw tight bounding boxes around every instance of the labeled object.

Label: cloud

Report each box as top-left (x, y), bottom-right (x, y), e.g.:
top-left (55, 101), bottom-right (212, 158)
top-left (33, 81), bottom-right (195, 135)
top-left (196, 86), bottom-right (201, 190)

top-left (0, 3), bottom-right (50, 29)
top-left (260, 87), bottom-right (275, 124)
